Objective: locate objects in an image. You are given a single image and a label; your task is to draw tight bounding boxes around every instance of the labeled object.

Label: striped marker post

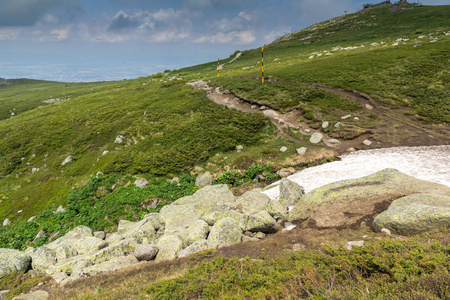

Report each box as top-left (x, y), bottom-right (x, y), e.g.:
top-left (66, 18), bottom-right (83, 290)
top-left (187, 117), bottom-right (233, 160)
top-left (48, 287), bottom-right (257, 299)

top-left (217, 56), bottom-right (220, 78)
top-left (261, 46), bottom-right (264, 84)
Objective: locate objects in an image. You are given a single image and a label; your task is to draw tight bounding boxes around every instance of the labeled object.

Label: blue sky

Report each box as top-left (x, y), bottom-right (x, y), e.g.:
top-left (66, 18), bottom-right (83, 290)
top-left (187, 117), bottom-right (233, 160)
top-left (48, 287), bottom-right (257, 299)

top-left (1, 0), bottom-right (449, 82)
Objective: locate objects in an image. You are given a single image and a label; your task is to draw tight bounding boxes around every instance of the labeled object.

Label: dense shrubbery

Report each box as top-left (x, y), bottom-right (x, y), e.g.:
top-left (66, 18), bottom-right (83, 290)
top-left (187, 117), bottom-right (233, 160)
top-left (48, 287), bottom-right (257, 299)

top-left (147, 239), bottom-right (450, 299)
top-left (0, 174), bottom-right (197, 250)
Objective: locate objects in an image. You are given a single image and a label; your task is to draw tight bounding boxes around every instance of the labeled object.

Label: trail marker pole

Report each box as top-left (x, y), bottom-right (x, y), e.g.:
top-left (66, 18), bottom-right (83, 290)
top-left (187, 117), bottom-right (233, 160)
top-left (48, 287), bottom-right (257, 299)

top-left (261, 46), bottom-right (264, 84)
top-left (217, 56), bottom-right (220, 78)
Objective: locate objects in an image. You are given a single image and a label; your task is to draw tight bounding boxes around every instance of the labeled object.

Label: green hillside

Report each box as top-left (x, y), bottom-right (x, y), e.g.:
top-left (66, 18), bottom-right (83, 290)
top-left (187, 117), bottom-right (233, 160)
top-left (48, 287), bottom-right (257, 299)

top-left (0, 3), bottom-right (449, 252)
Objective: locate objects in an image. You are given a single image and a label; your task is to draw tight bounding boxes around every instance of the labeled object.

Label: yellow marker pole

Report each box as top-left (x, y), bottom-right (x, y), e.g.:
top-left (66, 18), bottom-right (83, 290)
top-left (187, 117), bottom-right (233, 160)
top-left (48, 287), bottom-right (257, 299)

top-left (217, 56), bottom-right (220, 78)
top-left (261, 46), bottom-right (264, 84)
top-left (198, 72), bottom-right (200, 80)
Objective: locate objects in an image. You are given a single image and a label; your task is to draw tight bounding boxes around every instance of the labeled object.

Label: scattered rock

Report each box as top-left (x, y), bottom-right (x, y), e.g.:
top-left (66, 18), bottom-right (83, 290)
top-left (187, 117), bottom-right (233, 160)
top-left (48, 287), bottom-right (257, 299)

top-left (280, 146), bottom-right (288, 153)
top-left (134, 244), bottom-right (159, 261)
top-left (277, 167), bottom-right (296, 178)
top-left (61, 156), bottom-right (73, 166)
top-left (114, 135), bottom-right (125, 144)
top-left (2, 219), bottom-right (10, 226)
top-left (245, 211), bottom-right (279, 233)
top-left (365, 104), bottom-right (373, 110)
top-left (31, 168), bottom-right (39, 174)
top-left (345, 241), bottom-right (364, 250)
top-left (27, 216), bottom-right (36, 223)
top-left (334, 122), bottom-right (341, 129)
top-left (208, 217), bottom-right (242, 248)
top-left (283, 222), bottom-right (297, 231)
top-left (326, 139), bottom-right (341, 146)
top-left (373, 194), bottom-right (450, 234)
top-left (279, 178), bottom-right (305, 207)
top-left (322, 121), bottom-right (329, 129)
top-left (236, 145), bottom-right (244, 152)
top-left (134, 178), bottom-right (150, 189)
top-left (346, 148), bottom-right (356, 152)
top-left (363, 139), bottom-right (372, 146)
top-left (309, 132), bottom-right (323, 144)
top-left (32, 231), bottom-right (46, 244)
top-left (195, 172), bottom-right (213, 188)
top-left (102, 150), bottom-right (109, 155)
top-left (255, 232), bottom-right (266, 239)
top-left (53, 205), bottom-right (65, 214)
top-left (0, 249), bottom-right (32, 279)
top-left (296, 147), bottom-right (308, 156)
top-left (11, 290), bottom-right (49, 300)
top-left (260, 106), bottom-right (266, 110)
top-left (263, 110), bottom-right (279, 118)
top-left (381, 228), bottom-right (391, 235)
top-left (171, 177), bottom-right (180, 184)
top-left (341, 115), bottom-right (351, 120)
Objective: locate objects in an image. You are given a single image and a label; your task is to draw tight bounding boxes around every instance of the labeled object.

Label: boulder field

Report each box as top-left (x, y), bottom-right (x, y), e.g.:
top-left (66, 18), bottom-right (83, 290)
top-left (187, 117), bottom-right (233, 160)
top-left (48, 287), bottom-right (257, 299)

top-left (1, 168), bottom-right (449, 286)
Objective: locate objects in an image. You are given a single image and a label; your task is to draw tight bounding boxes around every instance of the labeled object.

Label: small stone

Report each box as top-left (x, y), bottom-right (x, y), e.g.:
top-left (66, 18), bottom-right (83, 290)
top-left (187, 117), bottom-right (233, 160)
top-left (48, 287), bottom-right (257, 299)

top-left (53, 205), bottom-right (65, 214)
top-left (292, 243), bottom-right (305, 252)
top-left (171, 177), bottom-right (180, 184)
top-left (334, 122), bottom-right (341, 128)
top-left (365, 104), bottom-right (373, 110)
top-left (134, 178), bottom-right (150, 189)
top-left (345, 241), bottom-right (364, 250)
top-left (341, 115), bottom-right (351, 120)
top-left (322, 121), bottom-right (329, 129)
top-left (251, 105), bottom-right (257, 109)
top-left (260, 106), bottom-right (266, 110)
top-left (346, 147), bottom-right (356, 152)
top-left (3, 219), bottom-right (11, 226)
top-left (309, 132), bottom-right (323, 144)
top-left (102, 150), bottom-right (109, 155)
top-left (115, 135), bottom-right (125, 144)
top-left (61, 155), bottom-right (73, 166)
top-left (32, 230), bottom-right (46, 244)
top-left (236, 145), bottom-right (244, 152)
top-left (280, 146), bottom-right (288, 153)
top-left (283, 222), bottom-right (297, 231)
top-left (195, 172), bottom-right (213, 188)
top-left (296, 147), bottom-right (307, 156)
top-left (304, 129), bottom-right (311, 133)
top-left (363, 140), bottom-right (372, 146)
top-left (354, 117), bottom-right (359, 120)
top-left (31, 168), bottom-right (39, 174)
top-left (381, 228), bottom-right (391, 235)
top-left (326, 139), bottom-right (341, 146)
top-left (27, 216), bottom-right (36, 223)
top-left (255, 232), bottom-right (266, 239)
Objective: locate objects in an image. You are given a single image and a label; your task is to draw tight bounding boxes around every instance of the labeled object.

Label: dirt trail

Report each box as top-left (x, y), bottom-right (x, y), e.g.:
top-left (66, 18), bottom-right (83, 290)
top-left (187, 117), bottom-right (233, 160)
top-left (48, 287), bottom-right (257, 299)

top-left (188, 80), bottom-right (449, 154)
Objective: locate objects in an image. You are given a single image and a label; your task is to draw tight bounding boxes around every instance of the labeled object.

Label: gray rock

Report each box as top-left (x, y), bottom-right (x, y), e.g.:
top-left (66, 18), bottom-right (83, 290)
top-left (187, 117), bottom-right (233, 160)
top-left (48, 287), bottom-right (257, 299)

top-left (341, 115), bottom-right (351, 120)
top-left (81, 255), bottom-right (139, 277)
top-left (186, 220), bottom-right (210, 245)
top-left (296, 147), bottom-right (308, 156)
top-left (114, 135), bottom-right (125, 144)
top-left (134, 178), bottom-right (150, 188)
top-left (61, 155), bottom-right (73, 166)
top-left (326, 139), bottom-right (341, 146)
top-left (345, 241), bottom-right (364, 250)
top-left (32, 230), bottom-right (46, 244)
top-left (245, 211), bottom-right (279, 233)
top-left (334, 122), bottom-right (341, 128)
top-left (12, 290), bottom-right (49, 300)
top-left (322, 121), bottom-right (329, 129)
top-left (255, 232), bottom-right (266, 239)
top-left (116, 219), bottom-right (156, 243)
top-left (53, 205), bottom-right (65, 214)
top-left (3, 219), bottom-right (10, 226)
top-left (72, 237), bottom-right (108, 255)
top-left (0, 249), bottom-right (32, 279)
top-left (31, 247), bottom-right (57, 275)
top-left (363, 139), bottom-right (372, 146)
top-left (381, 228), bottom-right (391, 235)
top-left (280, 146), bottom-right (288, 153)
top-left (208, 217), bottom-right (242, 248)
top-left (51, 272), bottom-right (69, 284)
top-left (309, 132), bottom-right (323, 144)
top-left (195, 172), bottom-right (213, 188)
top-left (279, 178), bottom-right (305, 207)
top-left (156, 235), bottom-right (183, 261)
top-left (27, 216), bottom-right (36, 223)
top-left (267, 200), bottom-right (288, 220)
top-left (235, 191), bottom-right (270, 215)
top-left (177, 240), bottom-right (211, 258)
top-left (93, 231), bottom-right (106, 240)
top-left (134, 244), bottom-right (159, 261)
top-left (236, 145), bottom-right (244, 152)
top-left (373, 194), bottom-right (450, 234)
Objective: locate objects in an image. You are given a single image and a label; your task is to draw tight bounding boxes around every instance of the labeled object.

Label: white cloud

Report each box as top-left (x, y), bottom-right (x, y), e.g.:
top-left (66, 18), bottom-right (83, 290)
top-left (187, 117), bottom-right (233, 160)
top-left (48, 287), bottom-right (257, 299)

top-left (194, 30), bottom-right (256, 44)
top-left (150, 29), bottom-right (191, 42)
top-left (0, 28), bottom-right (21, 40)
top-left (238, 11), bottom-right (252, 21)
top-left (36, 26), bottom-right (71, 41)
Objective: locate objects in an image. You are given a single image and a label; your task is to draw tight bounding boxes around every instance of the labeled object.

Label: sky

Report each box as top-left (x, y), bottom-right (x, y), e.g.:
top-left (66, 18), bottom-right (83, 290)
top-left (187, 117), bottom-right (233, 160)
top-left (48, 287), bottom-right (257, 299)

top-left (1, 0), bottom-right (449, 82)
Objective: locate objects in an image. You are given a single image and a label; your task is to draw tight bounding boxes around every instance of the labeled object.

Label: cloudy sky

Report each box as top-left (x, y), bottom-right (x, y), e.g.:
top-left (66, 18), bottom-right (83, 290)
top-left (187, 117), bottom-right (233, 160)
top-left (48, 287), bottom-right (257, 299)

top-left (1, 0), bottom-right (449, 82)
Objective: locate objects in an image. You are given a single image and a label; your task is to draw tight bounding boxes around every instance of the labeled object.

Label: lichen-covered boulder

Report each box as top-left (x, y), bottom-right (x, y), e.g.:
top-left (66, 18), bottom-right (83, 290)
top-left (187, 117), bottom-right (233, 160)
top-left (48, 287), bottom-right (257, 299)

top-left (0, 249), bottom-right (31, 279)
top-left (208, 217), bottom-right (242, 248)
top-left (202, 209), bottom-right (247, 228)
top-left (156, 235), bottom-right (183, 261)
top-left (279, 178), bottom-right (305, 207)
top-left (177, 240), bottom-right (212, 258)
top-left (235, 191), bottom-right (270, 215)
top-left (267, 200), bottom-right (288, 220)
top-left (195, 172), bottom-right (213, 188)
top-left (142, 213), bottom-right (164, 230)
top-left (72, 237), bottom-right (108, 255)
top-left (80, 255), bottom-right (139, 277)
top-left (46, 225), bottom-right (93, 250)
top-left (373, 194), bottom-right (450, 234)
top-left (186, 220), bottom-right (210, 245)
top-left (288, 168), bottom-right (450, 228)
top-left (245, 211), bottom-right (280, 233)
top-left (11, 290), bottom-right (49, 300)
top-left (31, 246), bottom-right (57, 275)
top-left (116, 219), bottom-right (157, 243)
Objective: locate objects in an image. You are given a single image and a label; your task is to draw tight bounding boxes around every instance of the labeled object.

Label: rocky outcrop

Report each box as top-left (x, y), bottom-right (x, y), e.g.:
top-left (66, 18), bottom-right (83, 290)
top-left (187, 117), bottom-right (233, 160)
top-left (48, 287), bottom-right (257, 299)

top-left (288, 168), bottom-right (450, 228)
top-left (372, 193), bottom-right (450, 234)
top-left (0, 249), bottom-right (31, 279)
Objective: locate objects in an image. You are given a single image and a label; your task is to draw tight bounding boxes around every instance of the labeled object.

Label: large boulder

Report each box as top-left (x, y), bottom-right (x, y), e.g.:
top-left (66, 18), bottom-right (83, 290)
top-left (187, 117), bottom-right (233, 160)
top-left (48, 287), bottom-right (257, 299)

top-left (11, 290), bottom-right (49, 300)
top-left (235, 191), bottom-right (270, 215)
top-left (80, 255), bottom-right (139, 277)
top-left (288, 168), bottom-right (450, 228)
top-left (186, 220), bottom-right (210, 245)
top-left (0, 249), bottom-right (31, 279)
top-left (208, 217), bottom-right (242, 248)
top-left (155, 235), bottom-right (183, 261)
top-left (134, 244), bottom-right (159, 261)
top-left (373, 194), bottom-right (450, 234)
top-left (177, 240), bottom-right (212, 258)
top-left (72, 237), bottom-right (108, 255)
top-left (279, 178), bottom-right (305, 207)
top-left (115, 219), bottom-right (157, 243)
top-left (245, 211), bottom-right (280, 233)
top-left (195, 172), bottom-right (213, 188)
